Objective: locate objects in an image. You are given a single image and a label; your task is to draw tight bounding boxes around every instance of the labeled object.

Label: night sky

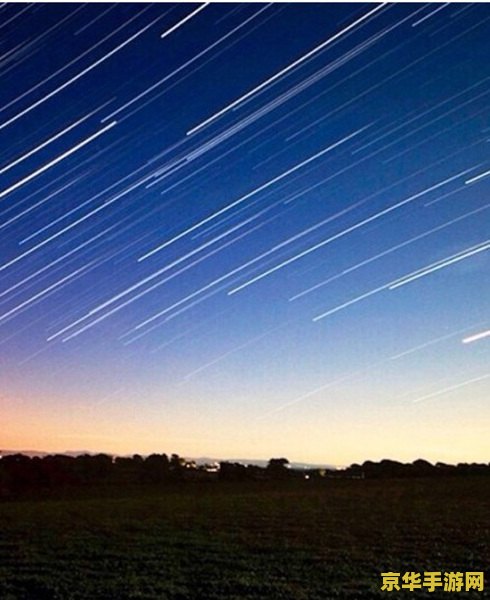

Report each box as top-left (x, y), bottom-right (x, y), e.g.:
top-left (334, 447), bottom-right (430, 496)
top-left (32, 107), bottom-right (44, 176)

top-left (1, 2), bottom-right (489, 465)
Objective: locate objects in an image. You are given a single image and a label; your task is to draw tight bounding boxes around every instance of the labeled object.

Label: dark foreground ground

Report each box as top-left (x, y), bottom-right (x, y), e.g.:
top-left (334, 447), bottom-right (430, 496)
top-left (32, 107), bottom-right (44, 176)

top-left (0, 477), bottom-right (488, 599)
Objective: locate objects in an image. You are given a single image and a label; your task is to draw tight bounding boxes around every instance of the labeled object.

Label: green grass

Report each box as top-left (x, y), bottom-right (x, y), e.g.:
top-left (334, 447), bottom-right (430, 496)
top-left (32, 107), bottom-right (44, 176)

top-left (1, 478), bottom-right (489, 599)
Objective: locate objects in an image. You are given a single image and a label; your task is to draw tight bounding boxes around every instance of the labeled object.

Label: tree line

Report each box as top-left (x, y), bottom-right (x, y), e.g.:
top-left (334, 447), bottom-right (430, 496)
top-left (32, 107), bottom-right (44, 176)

top-left (0, 452), bottom-right (489, 497)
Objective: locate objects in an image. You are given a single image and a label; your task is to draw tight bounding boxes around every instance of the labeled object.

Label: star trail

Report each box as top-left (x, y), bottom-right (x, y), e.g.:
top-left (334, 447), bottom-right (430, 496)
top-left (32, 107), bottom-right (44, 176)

top-left (1, 3), bottom-right (488, 464)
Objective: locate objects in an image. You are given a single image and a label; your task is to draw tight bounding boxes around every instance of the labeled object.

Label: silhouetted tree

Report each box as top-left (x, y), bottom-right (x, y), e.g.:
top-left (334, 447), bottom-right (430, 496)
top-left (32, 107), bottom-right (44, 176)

top-left (267, 458), bottom-right (290, 479)
top-left (219, 462), bottom-right (247, 481)
top-left (411, 458), bottom-right (434, 477)
top-left (169, 453), bottom-right (185, 479)
top-left (143, 453), bottom-right (169, 483)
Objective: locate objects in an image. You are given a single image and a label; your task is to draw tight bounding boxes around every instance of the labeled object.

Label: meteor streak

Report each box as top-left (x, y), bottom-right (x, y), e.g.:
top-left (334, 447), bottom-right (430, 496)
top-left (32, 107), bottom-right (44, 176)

top-left (462, 330), bottom-right (490, 344)
top-left (390, 322), bottom-right (490, 360)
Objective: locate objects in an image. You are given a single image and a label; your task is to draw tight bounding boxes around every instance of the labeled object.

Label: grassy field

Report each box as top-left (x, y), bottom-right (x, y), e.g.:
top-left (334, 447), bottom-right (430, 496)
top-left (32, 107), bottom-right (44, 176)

top-left (0, 477), bottom-right (488, 599)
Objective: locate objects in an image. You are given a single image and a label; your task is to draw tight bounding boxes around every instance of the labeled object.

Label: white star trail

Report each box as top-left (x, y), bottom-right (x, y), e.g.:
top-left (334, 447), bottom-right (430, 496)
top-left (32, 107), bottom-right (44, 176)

top-left (101, 5), bottom-right (270, 123)
top-left (0, 104), bottom-right (109, 175)
top-left (0, 165), bottom-right (158, 275)
top-left (0, 13), bottom-right (164, 131)
top-left (139, 126), bottom-right (370, 260)
top-left (411, 3), bottom-right (450, 27)
top-left (0, 261), bottom-right (96, 326)
top-left (388, 240), bottom-right (490, 290)
top-left (411, 373), bottom-right (490, 403)
top-left (257, 358), bottom-right (391, 419)
top-left (186, 3), bottom-right (387, 135)
top-left (465, 168), bottom-right (490, 185)
top-left (0, 225), bottom-right (116, 302)
top-left (63, 208), bottom-right (272, 327)
top-left (16, 175), bottom-right (94, 243)
top-left (228, 166), bottom-right (477, 296)
top-left (313, 283), bottom-right (389, 322)
top-left (74, 5), bottom-right (117, 35)
top-left (313, 240), bottom-right (489, 322)
top-left (290, 201), bottom-right (490, 301)
top-left (0, 7), bottom-right (152, 115)
top-left (160, 3), bottom-right (209, 40)
top-left (0, 121), bottom-right (117, 202)
top-left (2, 4), bottom-right (489, 463)
top-left (0, 4), bottom-right (32, 34)
top-left (0, 173), bottom-right (88, 232)
top-left (181, 320), bottom-right (291, 381)
top-left (0, 6), bottom-right (85, 78)
top-left (47, 205), bottom-right (286, 342)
